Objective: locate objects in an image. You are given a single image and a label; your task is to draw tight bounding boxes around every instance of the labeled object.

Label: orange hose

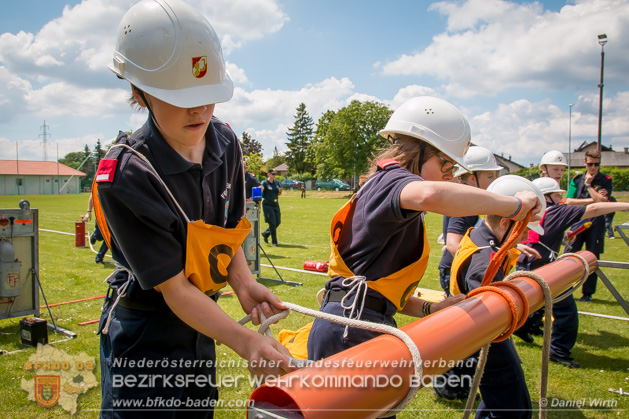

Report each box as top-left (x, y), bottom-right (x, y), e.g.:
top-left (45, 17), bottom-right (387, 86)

top-left (481, 212), bottom-right (531, 287)
top-left (248, 251), bottom-right (597, 419)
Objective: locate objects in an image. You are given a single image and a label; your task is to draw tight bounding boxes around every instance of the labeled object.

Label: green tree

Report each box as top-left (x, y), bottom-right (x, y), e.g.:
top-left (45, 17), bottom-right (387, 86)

top-left (244, 153), bottom-right (264, 178)
top-left (285, 103), bottom-right (314, 174)
top-left (313, 100), bottom-right (392, 183)
top-left (58, 151), bottom-right (86, 170)
top-left (265, 147), bottom-right (287, 173)
top-left (240, 131), bottom-right (262, 156)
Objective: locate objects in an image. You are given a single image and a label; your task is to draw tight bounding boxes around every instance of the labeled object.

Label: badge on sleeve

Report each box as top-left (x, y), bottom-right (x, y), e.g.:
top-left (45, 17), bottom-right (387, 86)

top-left (95, 159), bottom-right (118, 183)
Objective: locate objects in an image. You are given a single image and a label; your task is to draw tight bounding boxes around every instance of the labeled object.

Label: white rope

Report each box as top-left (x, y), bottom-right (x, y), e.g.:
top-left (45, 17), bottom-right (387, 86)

top-left (339, 276), bottom-right (369, 338)
top-left (462, 254), bottom-right (590, 419)
top-left (101, 265), bottom-right (134, 335)
top-left (553, 253), bottom-right (590, 303)
top-left (236, 299), bottom-right (424, 418)
top-left (503, 270), bottom-right (553, 419)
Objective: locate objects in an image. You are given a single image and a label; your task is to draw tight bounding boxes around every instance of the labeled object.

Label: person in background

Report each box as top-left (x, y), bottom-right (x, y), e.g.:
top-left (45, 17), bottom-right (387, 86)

top-left (539, 150), bottom-right (567, 186)
top-left (301, 183), bottom-right (306, 198)
top-left (450, 175), bottom-right (545, 419)
top-left (435, 146), bottom-right (540, 401)
top-left (244, 161), bottom-right (261, 202)
top-left (517, 177), bottom-right (629, 367)
top-left (83, 195), bottom-right (108, 264)
top-left (261, 169), bottom-right (282, 246)
top-left (565, 149), bottom-right (612, 302)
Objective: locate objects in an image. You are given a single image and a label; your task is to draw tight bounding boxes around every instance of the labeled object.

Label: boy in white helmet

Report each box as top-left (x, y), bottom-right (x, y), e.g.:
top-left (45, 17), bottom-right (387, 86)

top-left (516, 177), bottom-right (629, 367)
top-left (449, 175), bottom-right (546, 419)
top-left (307, 98), bottom-right (541, 418)
top-left (539, 150), bottom-right (568, 185)
top-left (94, 1), bottom-right (294, 416)
top-left (434, 146), bottom-right (540, 401)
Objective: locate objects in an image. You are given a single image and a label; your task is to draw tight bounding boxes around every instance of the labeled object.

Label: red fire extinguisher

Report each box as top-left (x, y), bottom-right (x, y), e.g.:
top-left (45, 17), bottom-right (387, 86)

top-left (75, 220), bottom-right (86, 247)
top-left (303, 261), bottom-right (329, 272)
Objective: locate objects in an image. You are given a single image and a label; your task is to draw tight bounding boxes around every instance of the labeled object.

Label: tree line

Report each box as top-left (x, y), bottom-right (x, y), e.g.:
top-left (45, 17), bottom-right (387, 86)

top-left (242, 100), bottom-right (393, 186)
top-left (57, 101), bottom-right (629, 191)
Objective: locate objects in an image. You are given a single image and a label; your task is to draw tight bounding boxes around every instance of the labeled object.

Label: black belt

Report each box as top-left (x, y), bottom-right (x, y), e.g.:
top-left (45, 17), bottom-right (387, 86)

top-left (107, 286), bottom-right (220, 312)
top-left (325, 289), bottom-right (388, 314)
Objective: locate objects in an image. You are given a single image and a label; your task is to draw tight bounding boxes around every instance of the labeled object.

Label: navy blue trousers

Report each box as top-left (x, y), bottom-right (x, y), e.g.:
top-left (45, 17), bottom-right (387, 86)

top-left (476, 340), bottom-right (532, 419)
top-left (566, 217), bottom-right (605, 297)
top-left (99, 301), bottom-right (217, 418)
top-left (262, 203), bottom-right (281, 245)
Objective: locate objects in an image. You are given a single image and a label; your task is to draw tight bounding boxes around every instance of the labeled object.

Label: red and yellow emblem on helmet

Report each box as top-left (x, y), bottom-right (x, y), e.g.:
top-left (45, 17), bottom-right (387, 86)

top-left (192, 56), bottom-right (208, 78)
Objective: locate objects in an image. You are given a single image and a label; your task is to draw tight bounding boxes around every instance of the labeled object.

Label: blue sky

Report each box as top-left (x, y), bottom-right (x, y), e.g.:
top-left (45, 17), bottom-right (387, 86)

top-left (1, 0), bottom-right (628, 167)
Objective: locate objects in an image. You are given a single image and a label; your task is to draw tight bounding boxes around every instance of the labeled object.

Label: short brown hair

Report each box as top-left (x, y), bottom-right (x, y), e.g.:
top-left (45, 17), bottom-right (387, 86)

top-left (585, 149), bottom-right (601, 160)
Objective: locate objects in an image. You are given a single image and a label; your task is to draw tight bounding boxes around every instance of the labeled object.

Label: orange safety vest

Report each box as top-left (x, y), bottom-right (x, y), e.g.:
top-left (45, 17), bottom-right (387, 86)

top-left (450, 227), bottom-right (520, 296)
top-left (327, 194), bottom-right (430, 311)
top-left (93, 144), bottom-right (250, 296)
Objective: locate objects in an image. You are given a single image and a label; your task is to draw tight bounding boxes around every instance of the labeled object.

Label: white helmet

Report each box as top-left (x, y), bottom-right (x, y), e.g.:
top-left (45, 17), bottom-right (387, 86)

top-left (486, 175), bottom-right (546, 235)
top-left (539, 150), bottom-right (567, 169)
top-left (110, 0), bottom-right (233, 108)
top-left (532, 177), bottom-right (565, 195)
top-left (379, 96), bottom-right (471, 169)
top-left (454, 146), bottom-right (503, 177)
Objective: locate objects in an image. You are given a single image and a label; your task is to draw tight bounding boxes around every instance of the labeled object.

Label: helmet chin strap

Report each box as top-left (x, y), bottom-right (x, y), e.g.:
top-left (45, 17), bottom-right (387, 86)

top-left (547, 195), bottom-right (557, 206)
top-left (135, 88), bottom-right (162, 130)
top-left (473, 172), bottom-right (480, 189)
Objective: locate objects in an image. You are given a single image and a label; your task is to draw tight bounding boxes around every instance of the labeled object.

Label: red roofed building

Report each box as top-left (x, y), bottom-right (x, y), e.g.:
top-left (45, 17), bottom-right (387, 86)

top-left (0, 160), bottom-right (86, 195)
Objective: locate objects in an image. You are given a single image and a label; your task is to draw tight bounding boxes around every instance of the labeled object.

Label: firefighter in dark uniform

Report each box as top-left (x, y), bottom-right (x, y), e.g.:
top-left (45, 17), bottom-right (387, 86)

top-left (435, 146), bottom-right (503, 401)
top-left (95, 1), bottom-right (293, 417)
top-left (306, 98), bottom-right (541, 417)
top-left (517, 177), bottom-right (629, 368)
top-left (450, 175), bottom-right (545, 419)
top-left (565, 149), bottom-right (613, 302)
top-left (244, 162), bottom-right (261, 201)
top-left (261, 169), bottom-right (282, 246)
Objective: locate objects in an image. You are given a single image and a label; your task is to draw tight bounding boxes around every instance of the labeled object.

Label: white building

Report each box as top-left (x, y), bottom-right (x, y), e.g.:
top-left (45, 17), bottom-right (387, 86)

top-left (0, 160), bottom-right (86, 195)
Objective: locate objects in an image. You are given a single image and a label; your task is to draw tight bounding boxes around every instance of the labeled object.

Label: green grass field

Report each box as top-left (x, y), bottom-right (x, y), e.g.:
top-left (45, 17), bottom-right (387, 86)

top-left (0, 192), bottom-right (627, 418)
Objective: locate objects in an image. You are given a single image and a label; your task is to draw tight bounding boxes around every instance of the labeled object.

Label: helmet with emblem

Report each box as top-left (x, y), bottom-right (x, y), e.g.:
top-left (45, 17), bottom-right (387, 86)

top-left (109, 0), bottom-right (233, 108)
top-left (539, 150), bottom-right (567, 169)
top-left (379, 96), bottom-right (471, 169)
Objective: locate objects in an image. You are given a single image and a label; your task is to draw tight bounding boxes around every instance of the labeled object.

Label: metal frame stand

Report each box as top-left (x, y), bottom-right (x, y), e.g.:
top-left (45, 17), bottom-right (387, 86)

top-left (243, 202), bottom-right (301, 287)
top-left (595, 223), bottom-right (629, 317)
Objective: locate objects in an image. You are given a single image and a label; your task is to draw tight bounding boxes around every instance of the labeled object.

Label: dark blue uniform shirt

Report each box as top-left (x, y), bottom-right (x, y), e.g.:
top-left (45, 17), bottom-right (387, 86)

top-left (328, 164), bottom-right (424, 288)
top-left (98, 116), bottom-right (245, 294)
top-left (519, 203), bottom-right (585, 270)
top-left (439, 215), bottom-right (479, 271)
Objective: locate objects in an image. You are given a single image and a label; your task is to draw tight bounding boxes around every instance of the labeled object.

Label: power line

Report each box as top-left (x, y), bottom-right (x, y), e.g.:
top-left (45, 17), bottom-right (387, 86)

top-left (39, 120), bottom-right (50, 161)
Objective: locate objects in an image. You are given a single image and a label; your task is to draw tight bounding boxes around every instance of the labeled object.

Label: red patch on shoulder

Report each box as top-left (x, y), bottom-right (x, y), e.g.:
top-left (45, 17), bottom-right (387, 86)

top-left (377, 159), bottom-right (399, 169)
top-left (95, 159), bottom-right (118, 183)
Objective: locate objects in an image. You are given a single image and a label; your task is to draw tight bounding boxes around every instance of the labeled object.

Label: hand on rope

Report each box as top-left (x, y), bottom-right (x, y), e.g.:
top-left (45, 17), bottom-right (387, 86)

top-left (480, 211), bottom-right (531, 287)
top-left (234, 300), bottom-right (425, 418)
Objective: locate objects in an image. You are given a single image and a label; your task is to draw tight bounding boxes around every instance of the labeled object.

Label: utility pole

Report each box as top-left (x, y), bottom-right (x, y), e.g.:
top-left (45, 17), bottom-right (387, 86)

top-left (40, 120), bottom-right (51, 161)
top-left (597, 34), bottom-right (607, 152)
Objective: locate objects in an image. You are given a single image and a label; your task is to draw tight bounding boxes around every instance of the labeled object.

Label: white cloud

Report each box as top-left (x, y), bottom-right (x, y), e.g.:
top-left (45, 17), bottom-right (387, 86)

top-left (0, 66), bottom-right (31, 123)
top-left (382, 0), bottom-right (629, 98)
top-left (217, 77), bottom-right (357, 157)
top-left (470, 92), bottom-right (629, 165)
top-left (226, 62), bottom-right (249, 85)
top-left (389, 85), bottom-right (440, 109)
top-left (199, 0), bottom-right (289, 54)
